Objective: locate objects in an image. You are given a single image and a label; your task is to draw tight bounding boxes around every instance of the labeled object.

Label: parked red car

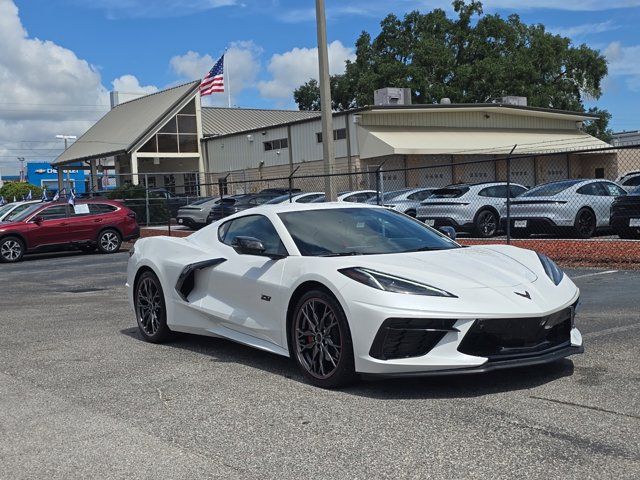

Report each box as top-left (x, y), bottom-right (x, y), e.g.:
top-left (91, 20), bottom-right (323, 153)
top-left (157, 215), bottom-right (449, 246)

top-left (0, 200), bottom-right (140, 263)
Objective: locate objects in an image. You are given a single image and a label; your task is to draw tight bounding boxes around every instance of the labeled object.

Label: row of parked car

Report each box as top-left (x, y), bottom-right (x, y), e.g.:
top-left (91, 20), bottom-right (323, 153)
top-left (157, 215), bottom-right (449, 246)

top-left (176, 179), bottom-right (640, 240)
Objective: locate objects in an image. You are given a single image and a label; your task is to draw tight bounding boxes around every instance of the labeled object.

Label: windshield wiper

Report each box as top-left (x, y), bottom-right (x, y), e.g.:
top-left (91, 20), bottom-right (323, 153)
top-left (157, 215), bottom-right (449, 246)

top-left (403, 246), bottom-right (442, 253)
top-left (318, 252), bottom-right (364, 257)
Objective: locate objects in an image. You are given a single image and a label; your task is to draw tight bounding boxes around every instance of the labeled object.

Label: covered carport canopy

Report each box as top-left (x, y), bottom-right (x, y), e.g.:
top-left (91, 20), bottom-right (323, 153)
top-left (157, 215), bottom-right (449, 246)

top-left (357, 126), bottom-right (611, 159)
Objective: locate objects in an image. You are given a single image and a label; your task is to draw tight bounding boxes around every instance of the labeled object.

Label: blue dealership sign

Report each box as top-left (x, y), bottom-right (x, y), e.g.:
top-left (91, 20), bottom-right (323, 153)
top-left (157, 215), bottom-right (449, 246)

top-left (27, 162), bottom-right (87, 194)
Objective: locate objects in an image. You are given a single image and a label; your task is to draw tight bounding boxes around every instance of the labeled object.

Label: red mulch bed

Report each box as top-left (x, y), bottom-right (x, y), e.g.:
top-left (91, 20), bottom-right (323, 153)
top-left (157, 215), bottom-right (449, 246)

top-left (459, 238), bottom-right (640, 269)
top-left (133, 229), bottom-right (640, 269)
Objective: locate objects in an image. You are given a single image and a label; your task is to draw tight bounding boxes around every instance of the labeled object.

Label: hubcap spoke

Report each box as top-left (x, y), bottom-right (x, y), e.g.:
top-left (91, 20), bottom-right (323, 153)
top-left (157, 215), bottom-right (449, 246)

top-left (294, 297), bottom-right (343, 380)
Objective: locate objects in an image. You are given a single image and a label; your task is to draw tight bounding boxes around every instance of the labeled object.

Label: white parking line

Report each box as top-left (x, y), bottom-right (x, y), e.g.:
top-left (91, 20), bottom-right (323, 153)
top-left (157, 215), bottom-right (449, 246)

top-left (571, 270), bottom-right (618, 280)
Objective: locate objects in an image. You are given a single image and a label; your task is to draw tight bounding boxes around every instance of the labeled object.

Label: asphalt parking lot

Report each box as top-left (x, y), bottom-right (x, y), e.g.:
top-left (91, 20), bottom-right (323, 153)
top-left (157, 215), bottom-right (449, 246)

top-left (1, 252), bottom-right (639, 479)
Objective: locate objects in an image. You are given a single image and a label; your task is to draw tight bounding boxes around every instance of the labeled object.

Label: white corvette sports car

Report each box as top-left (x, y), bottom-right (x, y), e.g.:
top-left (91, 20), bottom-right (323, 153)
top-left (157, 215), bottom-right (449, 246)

top-left (126, 203), bottom-right (583, 388)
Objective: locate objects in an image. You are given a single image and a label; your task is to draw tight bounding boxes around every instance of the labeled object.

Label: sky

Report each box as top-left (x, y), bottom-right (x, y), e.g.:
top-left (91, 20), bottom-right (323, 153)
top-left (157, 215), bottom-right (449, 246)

top-left (0, 0), bottom-right (639, 174)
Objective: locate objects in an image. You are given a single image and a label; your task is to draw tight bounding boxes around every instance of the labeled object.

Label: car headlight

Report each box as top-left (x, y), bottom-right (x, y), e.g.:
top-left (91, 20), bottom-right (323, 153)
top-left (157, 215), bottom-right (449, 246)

top-left (537, 252), bottom-right (564, 285)
top-left (338, 267), bottom-right (457, 297)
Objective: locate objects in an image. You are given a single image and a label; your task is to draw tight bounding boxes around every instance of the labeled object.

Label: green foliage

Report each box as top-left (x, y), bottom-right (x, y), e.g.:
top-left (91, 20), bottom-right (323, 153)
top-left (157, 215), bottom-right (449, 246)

top-left (0, 182), bottom-right (43, 201)
top-left (294, 1), bottom-right (609, 123)
top-left (583, 107), bottom-right (614, 143)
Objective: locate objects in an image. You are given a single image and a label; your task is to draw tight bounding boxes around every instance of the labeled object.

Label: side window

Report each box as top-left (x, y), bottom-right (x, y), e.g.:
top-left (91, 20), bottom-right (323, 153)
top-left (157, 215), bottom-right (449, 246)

top-left (623, 176), bottom-right (640, 187)
top-left (509, 185), bottom-right (527, 198)
top-left (601, 183), bottom-right (626, 196)
top-left (577, 183), bottom-right (601, 196)
top-left (39, 205), bottom-right (68, 220)
top-left (412, 190), bottom-right (433, 201)
top-left (219, 215), bottom-right (286, 256)
top-left (88, 204), bottom-right (117, 215)
top-left (478, 186), bottom-right (496, 197)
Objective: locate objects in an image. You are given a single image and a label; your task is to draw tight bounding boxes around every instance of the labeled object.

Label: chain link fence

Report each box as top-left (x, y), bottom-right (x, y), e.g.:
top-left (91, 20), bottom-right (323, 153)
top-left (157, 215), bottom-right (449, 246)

top-left (77, 144), bottom-right (640, 263)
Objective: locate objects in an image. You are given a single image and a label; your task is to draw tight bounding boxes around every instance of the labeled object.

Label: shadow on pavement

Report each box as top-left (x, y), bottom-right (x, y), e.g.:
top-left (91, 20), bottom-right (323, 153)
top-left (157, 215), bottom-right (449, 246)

top-left (120, 326), bottom-right (575, 399)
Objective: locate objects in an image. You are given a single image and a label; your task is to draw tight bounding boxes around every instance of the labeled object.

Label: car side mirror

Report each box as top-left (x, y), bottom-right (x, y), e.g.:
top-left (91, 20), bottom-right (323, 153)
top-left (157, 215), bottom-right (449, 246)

top-left (232, 236), bottom-right (266, 256)
top-left (438, 226), bottom-right (456, 240)
top-left (32, 216), bottom-right (44, 225)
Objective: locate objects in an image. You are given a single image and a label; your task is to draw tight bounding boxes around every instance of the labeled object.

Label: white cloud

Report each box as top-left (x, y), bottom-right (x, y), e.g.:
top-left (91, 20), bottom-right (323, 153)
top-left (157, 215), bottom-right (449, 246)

top-left (605, 41), bottom-right (640, 91)
top-left (170, 41), bottom-right (262, 107)
top-left (548, 20), bottom-right (620, 39)
top-left (72, 0), bottom-right (238, 19)
top-left (257, 41), bottom-right (355, 100)
top-left (0, 0), bottom-right (111, 174)
top-left (112, 75), bottom-right (159, 94)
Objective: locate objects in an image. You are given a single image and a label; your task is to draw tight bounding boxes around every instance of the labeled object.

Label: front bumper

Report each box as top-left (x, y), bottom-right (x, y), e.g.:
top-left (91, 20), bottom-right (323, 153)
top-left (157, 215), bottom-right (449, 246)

top-left (362, 344), bottom-right (583, 378)
top-left (343, 287), bottom-right (582, 375)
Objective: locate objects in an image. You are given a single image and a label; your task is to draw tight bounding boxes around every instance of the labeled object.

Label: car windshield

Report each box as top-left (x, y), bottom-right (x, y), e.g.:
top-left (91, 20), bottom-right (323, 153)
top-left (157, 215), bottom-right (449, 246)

top-left (0, 203), bottom-right (16, 218)
top-left (265, 193), bottom-right (300, 204)
top-left (187, 197), bottom-right (215, 206)
top-left (278, 207), bottom-right (459, 256)
top-left (521, 180), bottom-right (582, 197)
top-left (9, 204), bottom-right (42, 222)
top-left (379, 190), bottom-right (410, 202)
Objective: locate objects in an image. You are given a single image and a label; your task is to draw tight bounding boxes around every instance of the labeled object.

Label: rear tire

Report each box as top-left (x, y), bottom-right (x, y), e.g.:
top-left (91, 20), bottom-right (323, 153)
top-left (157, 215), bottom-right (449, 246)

top-left (97, 229), bottom-right (122, 254)
top-left (290, 289), bottom-right (357, 388)
top-left (0, 236), bottom-right (25, 263)
top-left (474, 209), bottom-right (498, 238)
top-left (573, 208), bottom-right (596, 239)
top-left (134, 271), bottom-right (171, 343)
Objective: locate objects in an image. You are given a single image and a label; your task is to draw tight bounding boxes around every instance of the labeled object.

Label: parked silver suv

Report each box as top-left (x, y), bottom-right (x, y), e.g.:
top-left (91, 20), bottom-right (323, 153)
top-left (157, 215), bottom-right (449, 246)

top-left (416, 182), bottom-right (527, 237)
top-left (367, 187), bottom-right (436, 216)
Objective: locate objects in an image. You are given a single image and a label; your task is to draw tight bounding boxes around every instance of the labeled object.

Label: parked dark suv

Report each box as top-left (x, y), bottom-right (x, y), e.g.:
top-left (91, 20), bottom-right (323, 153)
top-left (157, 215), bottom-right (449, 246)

top-left (611, 186), bottom-right (640, 239)
top-left (206, 192), bottom-right (282, 223)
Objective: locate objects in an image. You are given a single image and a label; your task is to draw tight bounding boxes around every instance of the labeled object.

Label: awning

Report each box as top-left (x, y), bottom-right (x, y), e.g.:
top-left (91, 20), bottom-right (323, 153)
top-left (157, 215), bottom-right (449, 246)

top-left (357, 126), bottom-right (612, 159)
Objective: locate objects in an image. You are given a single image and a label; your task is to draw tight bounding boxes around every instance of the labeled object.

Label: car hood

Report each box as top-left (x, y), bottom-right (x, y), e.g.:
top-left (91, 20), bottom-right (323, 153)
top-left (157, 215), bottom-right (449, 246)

top-left (337, 246), bottom-right (538, 290)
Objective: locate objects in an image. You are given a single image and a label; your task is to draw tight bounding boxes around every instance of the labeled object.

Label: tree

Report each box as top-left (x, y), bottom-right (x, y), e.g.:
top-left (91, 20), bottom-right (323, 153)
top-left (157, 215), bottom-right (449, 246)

top-left (294, 1), bottom-right (611, 134)
top-left (583, 107), bottom-right (614, 143)
top-left (0, 182), bottom-right (43, 202)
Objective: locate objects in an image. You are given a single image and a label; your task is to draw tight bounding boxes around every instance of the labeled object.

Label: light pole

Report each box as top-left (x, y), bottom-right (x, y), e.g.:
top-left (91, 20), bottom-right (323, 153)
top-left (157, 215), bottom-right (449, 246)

top-left (56, 134), bottom-right (77, 193)
top-left (315, 0), bottom-right (337, 201)
top-left (17, 157), bottom-right (25, 182)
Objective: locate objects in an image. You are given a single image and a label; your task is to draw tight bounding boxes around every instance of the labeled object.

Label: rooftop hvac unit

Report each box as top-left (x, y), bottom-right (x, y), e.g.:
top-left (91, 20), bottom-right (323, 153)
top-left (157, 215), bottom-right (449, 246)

top-left (374, 88), bottom-right (412, 106)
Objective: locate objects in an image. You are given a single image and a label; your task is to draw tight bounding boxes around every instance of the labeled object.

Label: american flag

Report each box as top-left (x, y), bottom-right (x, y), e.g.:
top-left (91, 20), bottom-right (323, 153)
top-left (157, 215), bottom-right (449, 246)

top-left (200, 55), bottom-right (225, 96)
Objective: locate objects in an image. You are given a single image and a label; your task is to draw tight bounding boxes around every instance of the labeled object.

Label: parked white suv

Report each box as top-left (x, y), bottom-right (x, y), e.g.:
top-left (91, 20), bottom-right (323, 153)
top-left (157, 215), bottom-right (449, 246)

top-left (616, 171), bottom-right (640, 189)
top-left (416, 182), bottom-right (527, 237)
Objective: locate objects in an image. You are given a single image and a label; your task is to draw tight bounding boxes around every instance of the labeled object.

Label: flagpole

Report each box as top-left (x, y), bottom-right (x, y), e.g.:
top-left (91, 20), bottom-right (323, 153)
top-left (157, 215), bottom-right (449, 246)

top-left (225, 48), bottom-right (231, 108)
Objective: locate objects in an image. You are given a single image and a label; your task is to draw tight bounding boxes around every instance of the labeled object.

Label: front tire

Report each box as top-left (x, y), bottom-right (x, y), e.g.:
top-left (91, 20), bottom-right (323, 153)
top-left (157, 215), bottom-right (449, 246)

top-left (291, 290), bottom-right (357, 388)
top-left (134, 271), bottom-right (171, 343)
top-left (0, 236), bottom-right (25, 263)
top-left (97, 229), bottom-right (122, 254)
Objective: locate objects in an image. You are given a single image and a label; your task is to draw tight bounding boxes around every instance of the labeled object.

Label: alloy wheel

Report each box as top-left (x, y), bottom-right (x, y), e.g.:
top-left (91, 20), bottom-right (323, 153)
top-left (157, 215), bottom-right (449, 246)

top-left (1, 240), bottom-right (22, 262)
top-left (294, 298), bottom-right (343, 379)
top-left (477, 210), bottom-right (497, 237)
top-left (136, 277), bottom-right (163, 336)
top-left (100, 232), bottom-right (119, 252)
top-left (577, 210), bottom-right (595, 237)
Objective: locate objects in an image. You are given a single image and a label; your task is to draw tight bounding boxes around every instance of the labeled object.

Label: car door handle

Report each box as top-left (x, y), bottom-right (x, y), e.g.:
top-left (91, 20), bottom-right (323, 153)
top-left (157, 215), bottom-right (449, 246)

top-left (94, 218), bottom-right (103, 223)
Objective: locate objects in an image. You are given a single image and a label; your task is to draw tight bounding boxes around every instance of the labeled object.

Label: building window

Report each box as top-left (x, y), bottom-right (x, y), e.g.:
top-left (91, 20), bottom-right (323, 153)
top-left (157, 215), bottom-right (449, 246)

top-left (184, 172), bottom-right (199, 196)
top-left (138, 100), bottom-right (198, 154)
top-left (263, 138), bottom-right (288, 151)
top-left (163, 174), bottom-right (176, 194)
top-left (316, 128), bottom-right (347, 143)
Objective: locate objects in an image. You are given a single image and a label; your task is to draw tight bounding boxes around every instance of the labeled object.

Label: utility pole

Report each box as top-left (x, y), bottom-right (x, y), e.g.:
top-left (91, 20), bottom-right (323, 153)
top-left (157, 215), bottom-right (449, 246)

top-left (56, 134), bottom-right (77, 193)
top-left (17, 157), bottom-right (25, 182)
top-left (315, 0), bottom-right (337, 201)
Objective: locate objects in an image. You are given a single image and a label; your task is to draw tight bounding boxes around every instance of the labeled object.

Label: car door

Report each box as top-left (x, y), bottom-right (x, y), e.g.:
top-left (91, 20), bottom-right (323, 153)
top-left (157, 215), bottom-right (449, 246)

top-left (599, 182), bottom-right (628, 226)
top-left (204, 214), bottom-right (289, 346)
top-left (28, 205), bottom-right (70, 248)
top-left (66, 203), bottom-right (97, 242)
